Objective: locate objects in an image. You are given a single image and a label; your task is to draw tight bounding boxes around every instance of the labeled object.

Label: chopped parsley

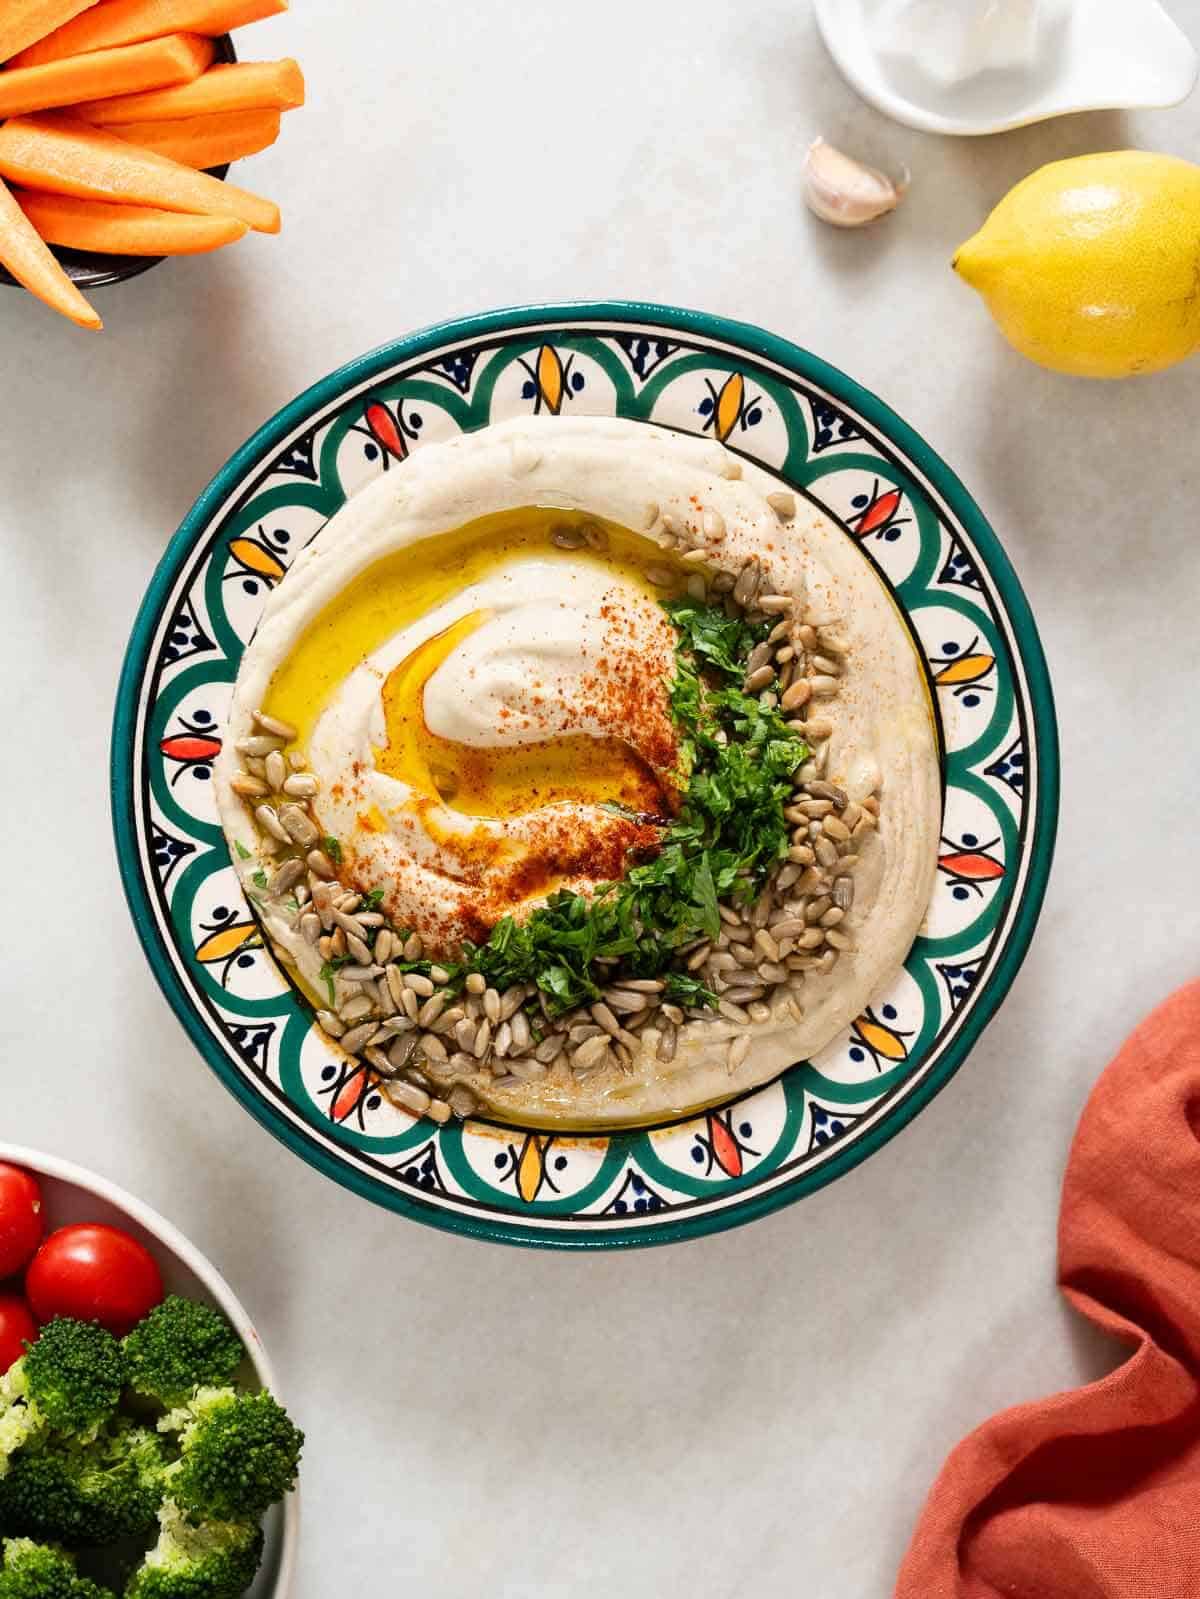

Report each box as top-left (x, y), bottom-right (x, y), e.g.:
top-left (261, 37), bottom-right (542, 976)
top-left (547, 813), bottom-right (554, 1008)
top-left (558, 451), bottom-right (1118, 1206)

top-left (318, 954), bottom-right (352, 1007)
top-left (324, 835), bottom-right (343, 866)
top-left (362, 887), bottom-right (386, 911)
top-left (234, 840), bottom-right (251, 860)
top-left (462, 600), bottom-right (808, 1014)
top-left (251, 869), bottom-right (269, 890)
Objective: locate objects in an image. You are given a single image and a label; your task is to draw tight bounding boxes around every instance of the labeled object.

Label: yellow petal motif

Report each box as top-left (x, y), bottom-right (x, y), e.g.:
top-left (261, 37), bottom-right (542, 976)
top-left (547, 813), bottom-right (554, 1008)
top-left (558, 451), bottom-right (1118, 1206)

top-left (935, 654), bottom-right (993, 687)
top-left (196, 923), bottom-right (258, 964)
top-left (854, 1016), bottom-right (908, 1062)
top-left (536, 344), bottom-right (564, 415)
top-left (230, 538), bottom-right (285, 581)
top-left (714, 372), bottom-right (744, 443)
top-left (517, 1134), bottom-right (548, 1203)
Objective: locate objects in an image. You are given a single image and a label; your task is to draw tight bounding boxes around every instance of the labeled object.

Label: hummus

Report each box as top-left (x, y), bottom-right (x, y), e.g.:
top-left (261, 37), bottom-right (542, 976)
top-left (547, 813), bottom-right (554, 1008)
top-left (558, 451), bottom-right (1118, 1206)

top-left (215, 415), bottom-right (941, 1129)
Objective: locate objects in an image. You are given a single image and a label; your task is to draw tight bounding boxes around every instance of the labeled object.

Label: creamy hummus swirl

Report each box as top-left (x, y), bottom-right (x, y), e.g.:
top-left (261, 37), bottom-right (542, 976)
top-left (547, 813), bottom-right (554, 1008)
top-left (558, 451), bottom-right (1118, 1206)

top-left (306, 555), bottom-right (680, 943)
top-left (216, 416), bottom-right (942, 1129)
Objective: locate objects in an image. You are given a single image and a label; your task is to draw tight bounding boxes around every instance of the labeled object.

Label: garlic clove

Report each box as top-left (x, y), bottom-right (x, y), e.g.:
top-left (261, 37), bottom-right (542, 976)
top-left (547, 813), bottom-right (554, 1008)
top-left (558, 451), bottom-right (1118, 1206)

top-left (803, 137), bottom-right (907, 227)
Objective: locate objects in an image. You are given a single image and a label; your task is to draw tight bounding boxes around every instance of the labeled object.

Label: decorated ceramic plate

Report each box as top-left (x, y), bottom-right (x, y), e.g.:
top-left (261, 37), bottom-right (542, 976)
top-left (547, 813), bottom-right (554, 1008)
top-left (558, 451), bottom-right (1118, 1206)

top-left (112, 302), bottom-right (1058, 1249)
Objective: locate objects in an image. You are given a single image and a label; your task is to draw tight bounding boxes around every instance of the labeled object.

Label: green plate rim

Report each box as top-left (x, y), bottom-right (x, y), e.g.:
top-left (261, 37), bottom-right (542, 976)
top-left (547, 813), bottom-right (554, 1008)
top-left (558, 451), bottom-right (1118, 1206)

top-left (111, 299), bottom-right (1060, 1250)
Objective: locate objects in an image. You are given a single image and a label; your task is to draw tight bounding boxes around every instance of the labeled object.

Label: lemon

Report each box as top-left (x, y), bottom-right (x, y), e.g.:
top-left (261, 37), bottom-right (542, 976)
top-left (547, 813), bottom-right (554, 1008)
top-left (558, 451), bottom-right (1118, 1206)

top-left (954, 151), bottom-right (1200, 378)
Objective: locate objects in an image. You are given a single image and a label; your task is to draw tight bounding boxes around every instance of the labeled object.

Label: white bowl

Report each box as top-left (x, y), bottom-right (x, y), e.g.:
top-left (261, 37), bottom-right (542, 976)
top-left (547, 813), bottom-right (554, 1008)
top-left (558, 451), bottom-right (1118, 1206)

top-left (0, 1142), bottom-right (299, 1599)
top-left (813, 0), bottom-right (1199, 136)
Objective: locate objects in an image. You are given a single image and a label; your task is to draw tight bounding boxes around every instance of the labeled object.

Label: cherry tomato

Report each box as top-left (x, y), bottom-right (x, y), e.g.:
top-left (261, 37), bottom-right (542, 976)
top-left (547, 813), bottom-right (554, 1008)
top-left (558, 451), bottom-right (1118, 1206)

top-left (0, 1164), bottom-right (44, 1278)
top-left (0, 1294), bottom-right (37, 1370)
top-left (26, 1224), bottom-right (164, 1336)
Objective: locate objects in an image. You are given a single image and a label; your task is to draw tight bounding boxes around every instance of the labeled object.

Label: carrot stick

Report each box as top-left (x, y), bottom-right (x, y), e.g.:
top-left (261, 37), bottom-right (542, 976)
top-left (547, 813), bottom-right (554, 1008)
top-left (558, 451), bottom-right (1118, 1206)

top-left (0, 0), bottom-right (99, 66)
top-left (12, 0), bottom-right (287, 67)
top-left (0, 174), bottom-right (101, 328)
top-left (111, 107), bottom-right (279, 167)
top-left (18, 188), bottom-right (247, 252)
top-left (71, 57), bottom-right (304, 122)
top-left (0, 33), bottom-right (213, 119)
top-left (0, 114), bottom-right (281, 232)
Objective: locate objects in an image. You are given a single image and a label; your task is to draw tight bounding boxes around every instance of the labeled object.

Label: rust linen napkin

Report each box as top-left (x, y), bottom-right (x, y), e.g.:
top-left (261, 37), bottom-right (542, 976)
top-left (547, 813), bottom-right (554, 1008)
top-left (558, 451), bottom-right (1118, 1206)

top-left (895, 979), bottom-right (1200, 1599)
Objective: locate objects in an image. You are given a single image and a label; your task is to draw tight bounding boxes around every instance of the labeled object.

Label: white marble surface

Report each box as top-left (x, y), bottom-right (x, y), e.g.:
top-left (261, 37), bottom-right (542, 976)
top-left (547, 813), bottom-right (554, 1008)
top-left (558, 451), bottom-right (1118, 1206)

top-left (2, 2), bottom-right (1199, 1594)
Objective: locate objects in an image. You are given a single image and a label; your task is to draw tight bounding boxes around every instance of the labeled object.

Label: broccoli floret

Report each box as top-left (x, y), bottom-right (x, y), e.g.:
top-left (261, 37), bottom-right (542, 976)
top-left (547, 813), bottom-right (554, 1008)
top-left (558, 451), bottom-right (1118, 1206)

top-left (0, 1538), bottom-right (115, 1599)
top-left (125, 1502), bottom-right (263, 1599)
top-left (18, 1320), bottom-right (125, 1439)
top-left (0, 1366), bottom-right (41, 1478)
top-left (159, 1388), bottom-right (301, 1524)
top-left (123, 1300), bottom-right (244, 1410)
top-left (0, 1421), bottom-right (169, 1546)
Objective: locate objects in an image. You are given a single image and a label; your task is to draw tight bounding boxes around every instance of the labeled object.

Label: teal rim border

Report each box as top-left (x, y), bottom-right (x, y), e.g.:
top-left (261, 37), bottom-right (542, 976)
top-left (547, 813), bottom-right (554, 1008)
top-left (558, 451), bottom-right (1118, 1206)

top-left (111, 300), bottom-right (1060, 1251)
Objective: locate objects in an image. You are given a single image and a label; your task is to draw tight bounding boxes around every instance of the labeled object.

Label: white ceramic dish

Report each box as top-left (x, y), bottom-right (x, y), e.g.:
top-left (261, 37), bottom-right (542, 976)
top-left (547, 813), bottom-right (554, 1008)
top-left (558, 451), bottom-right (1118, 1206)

top-left (813, 0), bottom-right (1198, 136)
top-left (0, 1142), bottom-right (298, 1599)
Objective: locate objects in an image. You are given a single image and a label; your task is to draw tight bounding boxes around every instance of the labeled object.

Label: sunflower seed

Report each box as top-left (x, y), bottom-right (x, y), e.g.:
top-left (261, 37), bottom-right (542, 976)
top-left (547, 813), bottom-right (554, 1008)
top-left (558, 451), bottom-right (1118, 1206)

top-left (590, 1002), bottom-right (621, 1038)
top-left (681, 548), bottom-right (710, 567)
top-left (478, 987), bottom-right (500, 1025)
top-left (268, 858), bottom-right (305, 895)
top-left (781, 679), bottom-right (812, 712)
top-left (237, 734), bottom-right (285, 758)
top-left (833, 876), bottom-right (855, 911)
top-left (401, 988), bottom-right (419, 1022)
top-left (307, 849), bottom-right (336, 879)
top-left (364, 1044), bottom-right (398, 1079)
top-left (279, 805), bottom-right (319, 847)
top-left (493, 1019), bottom-right (512, 1058)
top-left (231, 773), bottom-right (270, 798)
top-left (263, 750), bottom-right (286, 792)
top-left (315, 1009), bottom-right (344, 1038)
top-left (824, 929), bottom-right (853, 951)
top-left (711, 570), bottom-right (737, 593)
top-left (798, 928), bottom-right (825, 950)
top-left (806, 780), bottom-right (847, 808)
top-left (252, 709), bottom-right (297, 740)
top-left (647, 565), bottom-right (675, 587)
top-left (744, 664), bottom-right (774, 693)
top-left (718, 998), bottom-right (750, 1024)
top-left (657, 1024), bottom-right (678, 1062)
top-left (400, 972), bottom-right (432, 998)
top-left (757, 594), bottom-right (793, 614)
top-left (766, 491), bottom-right (796, 520)
top-left (471, 1019), bottom-right (492, 1059)
top-left (853, 812), bottom-right (878, 838)
top-left (337, 962), bottom-right (381, 983)
top-left (823, 815), bottom-right (852, 842)
top-left (254, 804), bottom-right (290, 844)
top-left (804, 718), bottom-right (833, 741)
top-left (702, 509), bottom-right (726, 542)
top-left (572, 1035), bottom-right (610, 1070)
top-left (448, 1086), bottom-right (477, 1120)
top-left (733, 563), bottom-right (760, 607)
top-left (418, 1032), bottom-right (448, 1064)
top-left (317, 935), bottom-right (332, 961)
top-left (339, 1022), bottom-right (375, 1055)
top-left (605, 989), bottom-right (650, 1014)
top-left (787, 844), bottom-right (816, 866)
top-left (686, 942), bottom-right (713, 971)
top-left (767, 915), bottom-right (807, 940)
top-left (659, 1003), bottom-right (684, 1026)
top-left (754, 928), bottom-right (781, 962)
top-left (283, 773), bottom-right (319, 799)
top-left (815, 837), bottom-right (840, 868)
top-left (805, 896), bottom-right (832, 923)
top-left (403, 933), bottom-right (424, 961)
top-left (812, 655), bottom-right (841, 677)
top-left (339, 993), bottom-right (373, 1022)
top-left (387, 1079), bottom-right (431, 1116)
top-left (417, 992), bottom-right (447, 1028)
top-left (820, 907), bottom-right (845, 928)
top-left (299, 912), bottom-right (321, 945)
top-left (535, 1034), bottom-right (565, 1064)
top-left (727, 1036), bottom-right (751, 1072)
top-left (509, 1011), bottom-right (531, 1052)
top-left (758, 961), bottom-right (788, 983)
top-left (372, 929), bottom-right (393, 964)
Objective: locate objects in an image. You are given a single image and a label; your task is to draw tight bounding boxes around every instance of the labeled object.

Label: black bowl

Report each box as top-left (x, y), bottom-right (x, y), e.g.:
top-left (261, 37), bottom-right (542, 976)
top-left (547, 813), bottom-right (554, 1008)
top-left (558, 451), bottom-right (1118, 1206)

top-left (0, 32), bottom-right (236, 290)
